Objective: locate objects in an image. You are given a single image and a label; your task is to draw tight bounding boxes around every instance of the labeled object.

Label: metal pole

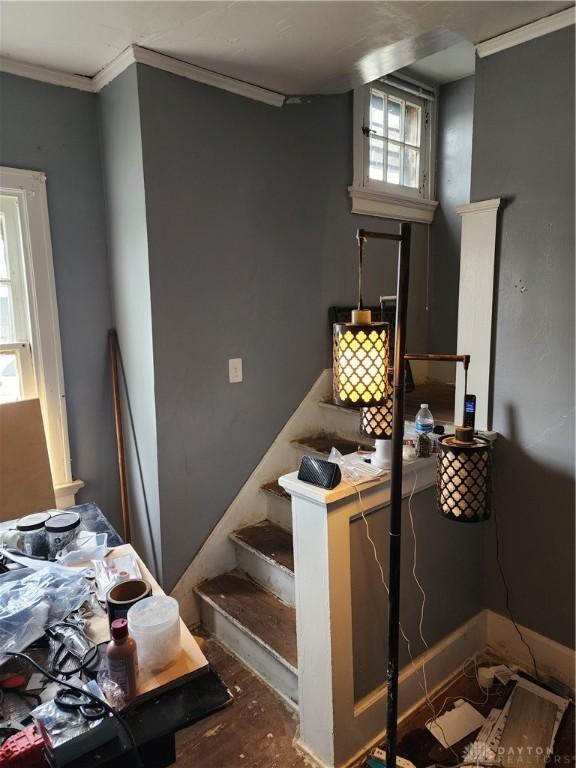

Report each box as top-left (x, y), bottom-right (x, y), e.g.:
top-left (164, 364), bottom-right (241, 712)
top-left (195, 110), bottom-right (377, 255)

top-left (386, 222), bottom-right (411, 767)
top-left (108, 329), bottom-right (131, 544)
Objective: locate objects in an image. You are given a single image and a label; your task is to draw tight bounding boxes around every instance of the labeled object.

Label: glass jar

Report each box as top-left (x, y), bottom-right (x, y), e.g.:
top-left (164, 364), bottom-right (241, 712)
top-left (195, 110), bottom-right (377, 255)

top-left (45, 511), bottom-right (81, 559)
top-left (16, 511), bottom-right (51, 557)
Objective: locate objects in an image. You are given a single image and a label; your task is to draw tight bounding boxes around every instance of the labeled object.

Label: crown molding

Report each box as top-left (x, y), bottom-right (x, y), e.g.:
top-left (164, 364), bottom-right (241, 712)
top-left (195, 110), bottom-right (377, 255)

top-left (0, 55), bottom-right (94, 92)
top-left (91, 46), bottom-right (135, 92)
top-left (456, 198), bottom-right (501, 216)
top-left (476, 7), bottom-right (575, 58)
top-left (129, 46), bottom-right (285, 107)
top-left (1, 44), bottom-right (286, 107)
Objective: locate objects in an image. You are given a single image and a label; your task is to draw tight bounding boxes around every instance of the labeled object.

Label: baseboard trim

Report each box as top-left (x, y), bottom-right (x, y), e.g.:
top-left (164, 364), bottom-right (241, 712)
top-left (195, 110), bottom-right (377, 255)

top-left (485, 608), bottom-right (575, 690)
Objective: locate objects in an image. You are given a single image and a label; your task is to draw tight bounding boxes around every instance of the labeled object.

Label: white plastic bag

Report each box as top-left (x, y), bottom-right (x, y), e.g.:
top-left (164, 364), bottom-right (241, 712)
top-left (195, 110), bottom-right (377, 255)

top-left (0, 567), bottom-right (90, 660)
top-left (328, 447), bottom-right (387, 484)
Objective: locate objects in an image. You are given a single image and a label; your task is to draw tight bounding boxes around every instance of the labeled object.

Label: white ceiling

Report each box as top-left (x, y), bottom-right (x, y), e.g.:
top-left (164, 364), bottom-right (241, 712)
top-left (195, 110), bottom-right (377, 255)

top-left (0, 1), bottom-right (572, 94)
top-left (401, 41), bottom-right (476, 85)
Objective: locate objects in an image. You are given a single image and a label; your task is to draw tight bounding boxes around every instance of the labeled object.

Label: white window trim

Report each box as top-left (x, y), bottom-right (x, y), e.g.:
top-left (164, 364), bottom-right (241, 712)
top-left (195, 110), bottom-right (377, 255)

top-left (349, 80), bottom-right (439, 224)
top-left (0, 166), bottom-right (83, 507)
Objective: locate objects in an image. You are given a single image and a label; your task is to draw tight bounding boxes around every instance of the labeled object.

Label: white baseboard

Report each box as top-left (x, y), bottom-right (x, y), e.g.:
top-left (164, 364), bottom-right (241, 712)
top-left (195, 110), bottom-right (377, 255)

top-left (485, 608), bottom-right (575, 690)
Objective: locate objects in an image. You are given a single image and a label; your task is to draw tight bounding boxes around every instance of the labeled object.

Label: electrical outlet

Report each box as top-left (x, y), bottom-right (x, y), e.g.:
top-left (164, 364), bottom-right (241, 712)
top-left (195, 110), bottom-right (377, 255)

top-left (228, 358), bottom-right (243, 383)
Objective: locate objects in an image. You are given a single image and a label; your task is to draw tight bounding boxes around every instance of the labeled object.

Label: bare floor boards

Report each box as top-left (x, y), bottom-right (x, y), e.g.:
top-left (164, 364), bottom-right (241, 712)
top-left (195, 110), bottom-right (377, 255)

top-left (175, 639), bottom-right (575, 768)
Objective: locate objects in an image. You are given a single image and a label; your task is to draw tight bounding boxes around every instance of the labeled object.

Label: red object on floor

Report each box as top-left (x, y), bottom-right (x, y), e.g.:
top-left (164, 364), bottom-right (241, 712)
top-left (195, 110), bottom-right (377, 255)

top-left (0, 724), bottom-right (46, 767)
top-left (0, 674), bottom-right (27, 690)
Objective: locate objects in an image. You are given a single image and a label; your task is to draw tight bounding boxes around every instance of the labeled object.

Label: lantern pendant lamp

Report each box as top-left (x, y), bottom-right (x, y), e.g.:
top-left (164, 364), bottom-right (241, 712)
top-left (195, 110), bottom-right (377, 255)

top-left (333, 311), bottom-right (390, 408)
top-left (437, 425), bottom-right (492, 522)
top-left (360, 377), bottom-right (393, 468)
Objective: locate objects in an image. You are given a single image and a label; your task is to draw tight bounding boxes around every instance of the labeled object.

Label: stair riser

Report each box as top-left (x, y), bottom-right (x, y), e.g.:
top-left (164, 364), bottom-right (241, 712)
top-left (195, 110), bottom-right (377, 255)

top-left (234, 544), bottom-right (295, 608)
top-left (266, 493), bottom-right (292, 531)
top-left (199, 598), bottom-right (298, 709)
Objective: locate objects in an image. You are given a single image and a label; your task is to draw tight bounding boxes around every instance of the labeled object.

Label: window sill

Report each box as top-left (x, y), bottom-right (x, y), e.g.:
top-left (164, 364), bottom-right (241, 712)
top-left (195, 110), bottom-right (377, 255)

top-left (55, 479), bottom-right (85, 509)
top-left (348, 185), bottom-right (438, 224)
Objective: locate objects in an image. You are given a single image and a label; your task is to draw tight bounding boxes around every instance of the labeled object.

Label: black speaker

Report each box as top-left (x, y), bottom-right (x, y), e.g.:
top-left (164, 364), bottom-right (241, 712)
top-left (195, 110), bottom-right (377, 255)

top-left (297, 456), bottom-right (341, 490)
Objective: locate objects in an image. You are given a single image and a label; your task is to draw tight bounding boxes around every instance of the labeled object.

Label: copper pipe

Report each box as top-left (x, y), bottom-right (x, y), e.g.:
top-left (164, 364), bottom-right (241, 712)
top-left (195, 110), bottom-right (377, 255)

top-left (405, 352), bottom-right (470, 369)
top-left (109, 329), bottom-right (131, 544)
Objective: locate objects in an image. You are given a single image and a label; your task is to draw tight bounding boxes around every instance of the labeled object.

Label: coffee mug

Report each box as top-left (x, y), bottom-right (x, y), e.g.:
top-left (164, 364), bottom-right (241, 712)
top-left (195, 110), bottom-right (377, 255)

top-left (107, 578), bottom-right (151, 627)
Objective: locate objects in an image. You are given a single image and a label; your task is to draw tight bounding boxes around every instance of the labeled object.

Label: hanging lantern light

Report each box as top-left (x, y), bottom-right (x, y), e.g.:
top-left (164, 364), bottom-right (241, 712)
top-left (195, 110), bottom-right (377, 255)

top-left (437, 426), bottom-right (492, 522)
top-left (333, 311), bottom-right (389, 408)
top-left (360, 374), bottom-right (393, 467)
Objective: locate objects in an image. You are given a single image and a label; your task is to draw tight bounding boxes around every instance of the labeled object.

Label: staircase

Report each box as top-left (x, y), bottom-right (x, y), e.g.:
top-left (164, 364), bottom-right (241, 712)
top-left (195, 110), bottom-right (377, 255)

top-left (194, 378), bottom-right (371, 710)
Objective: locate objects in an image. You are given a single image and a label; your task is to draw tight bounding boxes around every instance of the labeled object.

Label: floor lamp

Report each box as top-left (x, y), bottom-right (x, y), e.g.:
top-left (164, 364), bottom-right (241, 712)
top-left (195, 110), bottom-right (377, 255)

top-left (332, 225), bottom-right (492, 768)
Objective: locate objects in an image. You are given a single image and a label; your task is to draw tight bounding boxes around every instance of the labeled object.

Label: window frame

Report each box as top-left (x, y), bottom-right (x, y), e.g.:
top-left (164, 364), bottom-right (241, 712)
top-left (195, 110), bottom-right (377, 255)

top-left (349, 78), bottom-right (439, 223)
top-left (0, 166), bottom-right (82, 506)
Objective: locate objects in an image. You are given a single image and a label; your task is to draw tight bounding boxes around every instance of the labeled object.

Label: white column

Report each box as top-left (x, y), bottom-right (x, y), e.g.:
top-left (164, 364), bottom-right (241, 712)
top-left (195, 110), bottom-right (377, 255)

top-left (455, 198), bottom-right (501, 430)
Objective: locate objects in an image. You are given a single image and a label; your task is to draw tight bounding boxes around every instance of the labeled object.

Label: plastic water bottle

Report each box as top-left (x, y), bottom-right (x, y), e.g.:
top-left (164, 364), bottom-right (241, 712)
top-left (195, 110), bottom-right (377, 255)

top-left (415, 403), bottom-right (434, 434)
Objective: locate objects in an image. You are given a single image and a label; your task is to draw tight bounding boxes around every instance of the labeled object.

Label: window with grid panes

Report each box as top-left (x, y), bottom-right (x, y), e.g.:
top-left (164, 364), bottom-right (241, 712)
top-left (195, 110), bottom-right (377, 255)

top-left (349, 79), bottom-right (437, 223)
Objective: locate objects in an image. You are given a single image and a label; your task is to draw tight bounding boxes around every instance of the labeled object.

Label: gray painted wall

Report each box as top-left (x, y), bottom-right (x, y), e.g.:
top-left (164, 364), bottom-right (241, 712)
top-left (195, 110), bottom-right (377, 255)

top-left (351, 485), bottom-right (483, 700)
top-left (98, 66), bottom-right (162, 578)
top-left (135, 64), bottom-right (430, 590)
top-left (471, 29), bottom-right (575, 648)
top-left (429, 76), bottom-right (475, 358)
top-left (0, 72), bottom-right (120, 529)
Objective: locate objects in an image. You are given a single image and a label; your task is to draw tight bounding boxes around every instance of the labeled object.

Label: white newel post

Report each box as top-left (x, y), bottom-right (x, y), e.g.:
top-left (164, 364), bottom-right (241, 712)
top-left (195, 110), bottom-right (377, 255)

top-left (455, 198), bottom-right (501, 431)
top-left (279, 460), bottom-right (436, 768)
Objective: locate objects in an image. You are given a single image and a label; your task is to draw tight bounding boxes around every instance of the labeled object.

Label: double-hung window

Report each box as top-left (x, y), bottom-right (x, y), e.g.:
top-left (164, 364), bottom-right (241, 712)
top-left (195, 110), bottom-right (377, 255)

top-left (349, 78), bottom-right (438, 223)
top-left (0, 167), bottom-right (81, 507)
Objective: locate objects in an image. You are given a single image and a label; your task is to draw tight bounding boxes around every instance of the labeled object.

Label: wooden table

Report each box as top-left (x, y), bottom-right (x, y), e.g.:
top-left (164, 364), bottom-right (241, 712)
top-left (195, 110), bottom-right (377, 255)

top-left (0, 504), bottom-right (231, 767)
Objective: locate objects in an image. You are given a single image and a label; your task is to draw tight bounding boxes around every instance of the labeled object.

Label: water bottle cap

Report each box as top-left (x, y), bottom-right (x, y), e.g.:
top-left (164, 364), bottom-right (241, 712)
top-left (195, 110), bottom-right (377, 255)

top-left (420, 403), bottom-right (428, 409)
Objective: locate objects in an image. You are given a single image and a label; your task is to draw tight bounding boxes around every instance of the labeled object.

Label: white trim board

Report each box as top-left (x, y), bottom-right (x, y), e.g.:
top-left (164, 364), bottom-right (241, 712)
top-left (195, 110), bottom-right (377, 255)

top-left (0, 45), bottom-right (285, 107)
top-left (477, 7), bottom-right (575, 58)
top-left (0, 56), bottom-right (93, 92)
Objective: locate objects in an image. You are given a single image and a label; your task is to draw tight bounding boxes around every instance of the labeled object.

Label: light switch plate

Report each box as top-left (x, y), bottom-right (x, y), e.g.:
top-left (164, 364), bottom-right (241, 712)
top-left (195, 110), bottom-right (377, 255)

top-left (229, 358), bottom-right (243, 383)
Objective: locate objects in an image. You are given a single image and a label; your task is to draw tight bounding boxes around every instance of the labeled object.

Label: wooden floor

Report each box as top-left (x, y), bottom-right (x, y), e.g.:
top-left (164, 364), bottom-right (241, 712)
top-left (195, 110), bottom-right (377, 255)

top-left (174, 636), bottom-right (306, 768)
top-left (175, 639), bottom-right (575, 768)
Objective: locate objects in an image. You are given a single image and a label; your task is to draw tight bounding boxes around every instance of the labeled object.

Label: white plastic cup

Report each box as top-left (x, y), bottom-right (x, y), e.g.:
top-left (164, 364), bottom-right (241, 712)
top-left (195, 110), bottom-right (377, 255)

top-left (127, 595), bottom-right (181, 674)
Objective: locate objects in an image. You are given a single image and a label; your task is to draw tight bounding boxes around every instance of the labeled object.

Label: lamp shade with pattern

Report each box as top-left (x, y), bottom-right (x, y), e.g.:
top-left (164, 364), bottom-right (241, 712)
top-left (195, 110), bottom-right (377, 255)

top-left (333, 311), bottom-right (390, 408)
top-left (437, 428), bottom-right (492, 522)
top-left (360, 385), bottom-right (393, 440)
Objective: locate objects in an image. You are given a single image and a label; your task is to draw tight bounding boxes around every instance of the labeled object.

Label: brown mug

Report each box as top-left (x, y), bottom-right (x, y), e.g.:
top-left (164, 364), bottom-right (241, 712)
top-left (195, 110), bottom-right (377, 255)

top-left (106, 578), bottom-right (151, 627)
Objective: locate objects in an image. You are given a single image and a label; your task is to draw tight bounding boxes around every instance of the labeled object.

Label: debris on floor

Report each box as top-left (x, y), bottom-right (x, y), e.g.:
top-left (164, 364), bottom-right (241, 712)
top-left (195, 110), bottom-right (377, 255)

top-left (425, 673), bottom-right (570, 767)
top-left (426, 700), bottom-right (485, 747)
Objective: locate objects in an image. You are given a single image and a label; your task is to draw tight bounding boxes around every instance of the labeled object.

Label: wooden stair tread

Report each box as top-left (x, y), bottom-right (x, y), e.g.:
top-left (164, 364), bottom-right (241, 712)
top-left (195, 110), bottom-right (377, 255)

top-left (197, 572), bottom-right (297, 669)
top-left (292, 431), bottom-right (373, 456)
top-left (261, 480), bottom-right (290, 500)
top-left (233, 520), bottom-right (294, 573)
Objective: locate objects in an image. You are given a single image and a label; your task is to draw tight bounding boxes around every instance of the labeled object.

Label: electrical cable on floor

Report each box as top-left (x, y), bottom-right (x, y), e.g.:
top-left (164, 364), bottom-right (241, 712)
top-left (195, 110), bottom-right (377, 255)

top-left (354, 474), bottom-right (455, 757)
top-left (406, 471), bottom-right (459, 760)
top-left (4, 651), bottom-right (143, 768)
top-left (354, 471), bottom-right (519, 760)
top-left (492, 490), bottom-right (540, 681)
